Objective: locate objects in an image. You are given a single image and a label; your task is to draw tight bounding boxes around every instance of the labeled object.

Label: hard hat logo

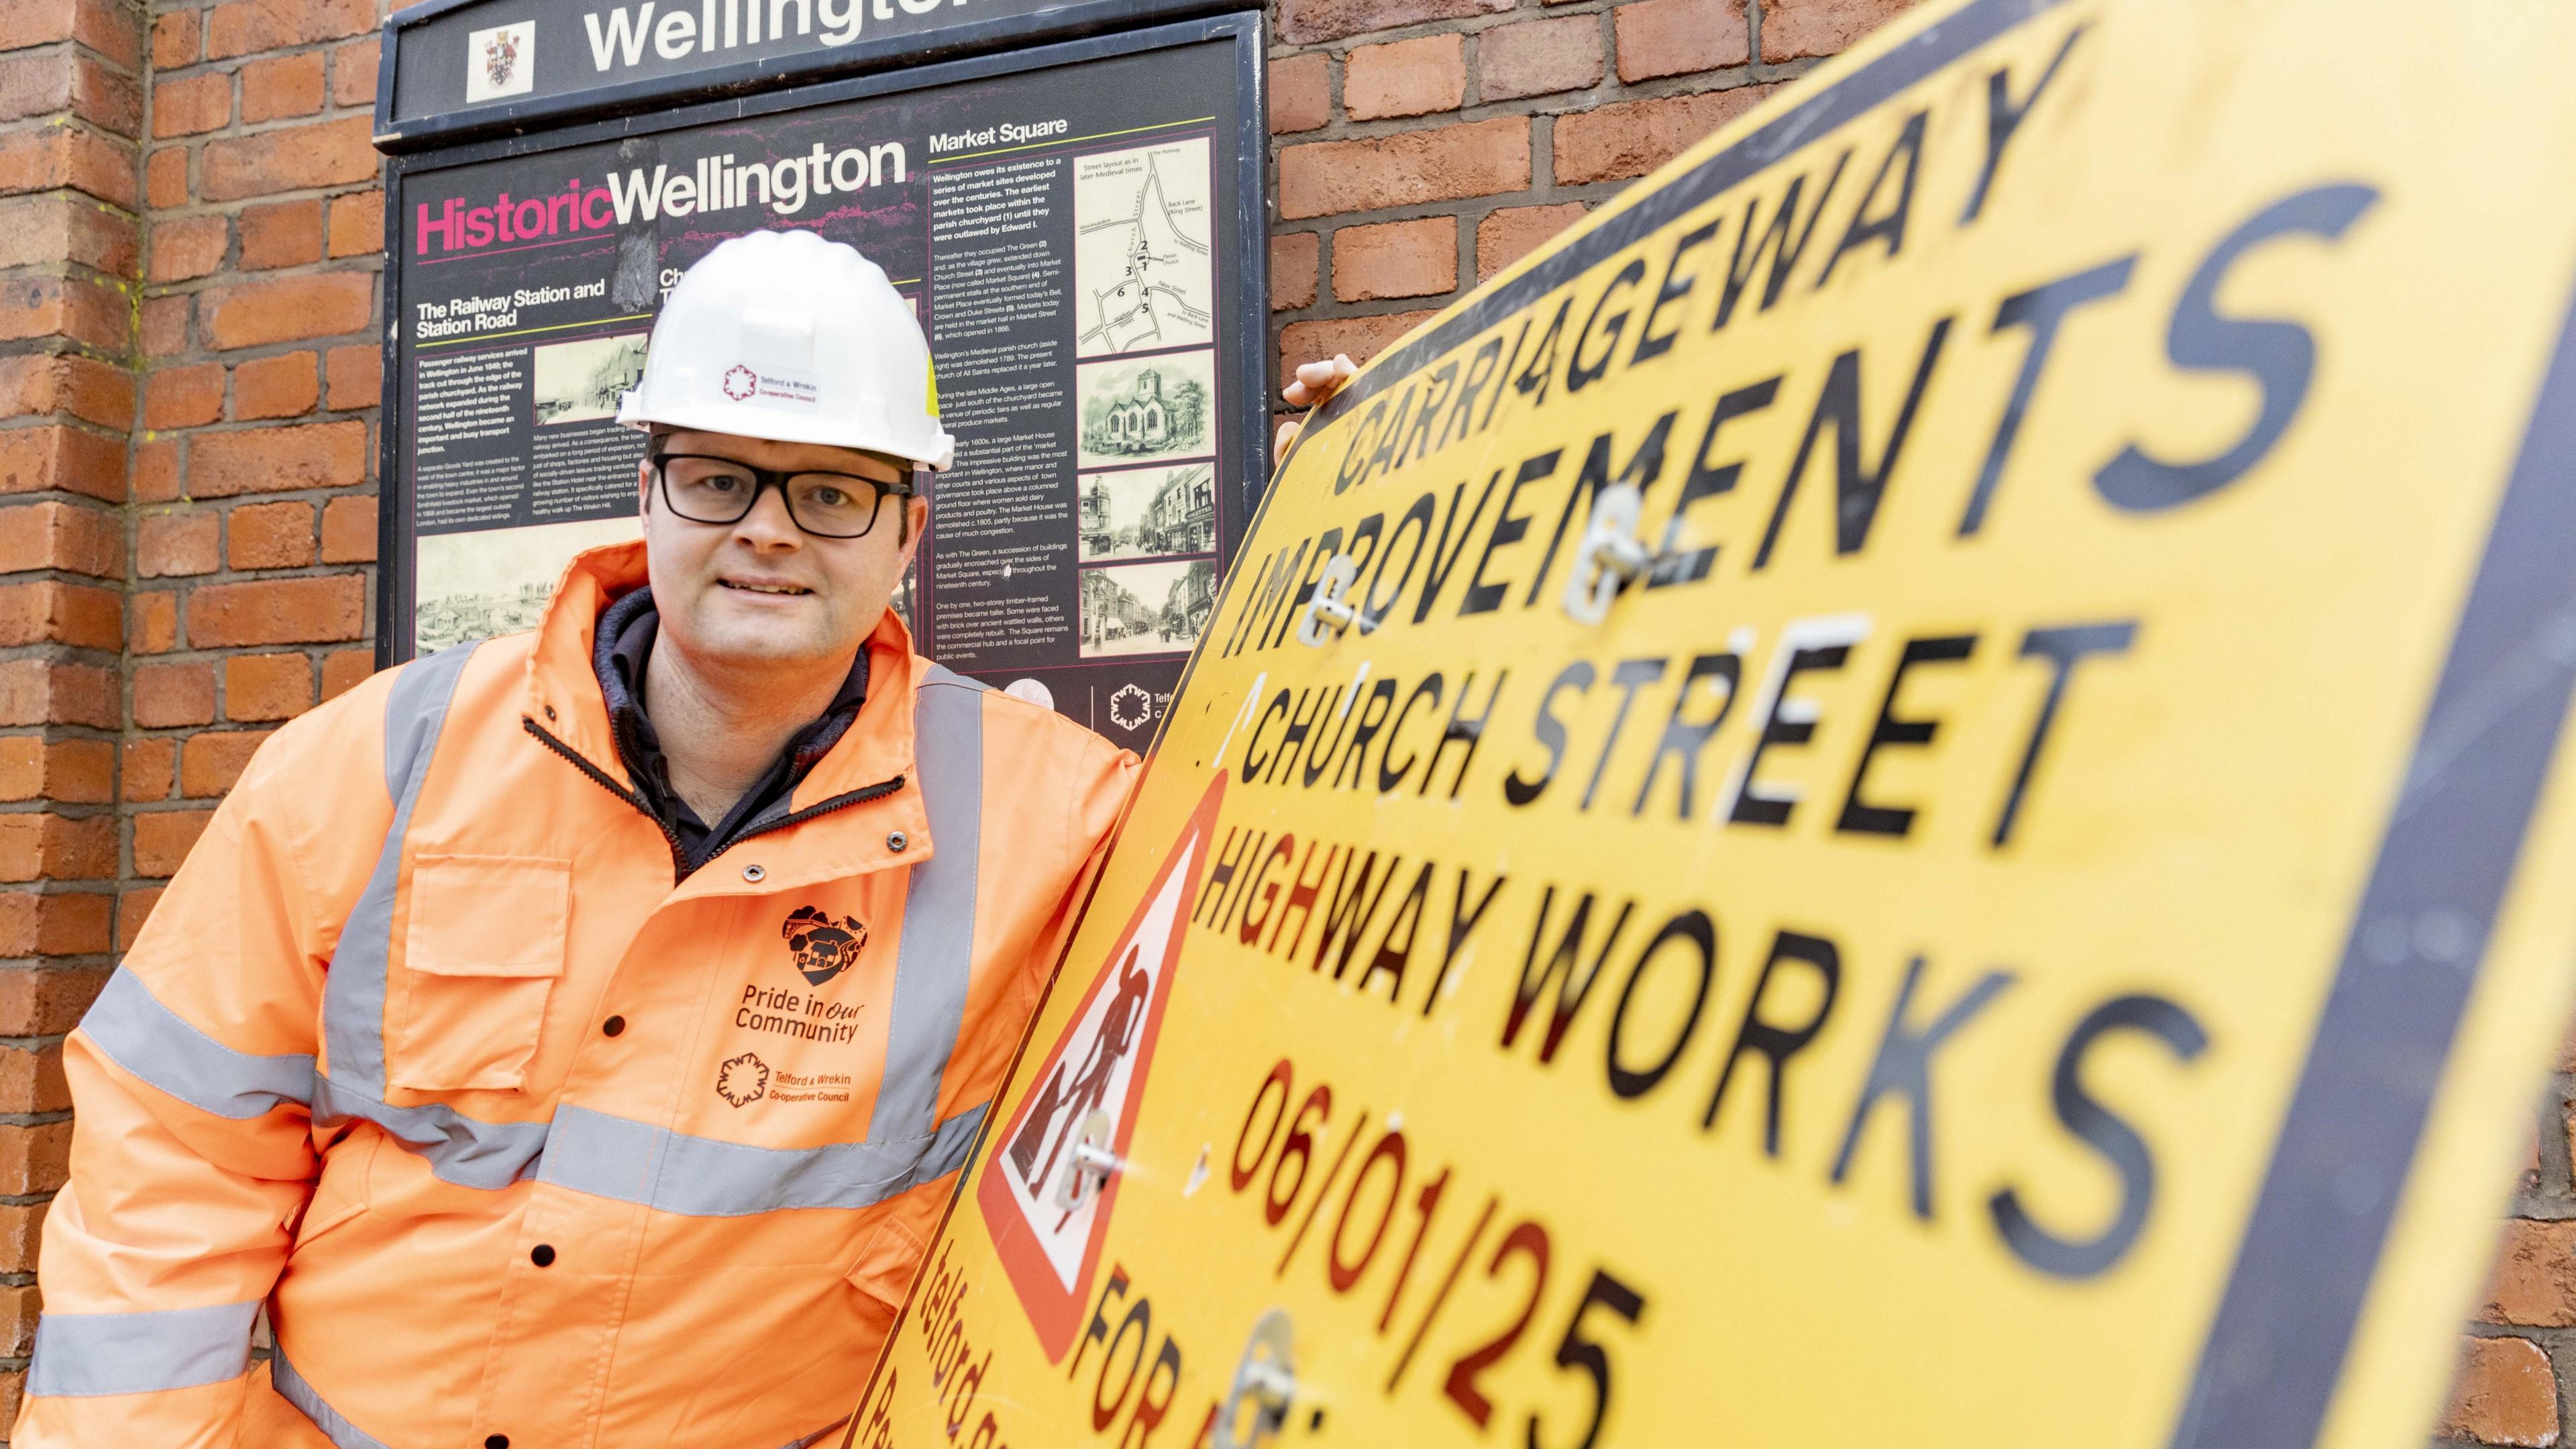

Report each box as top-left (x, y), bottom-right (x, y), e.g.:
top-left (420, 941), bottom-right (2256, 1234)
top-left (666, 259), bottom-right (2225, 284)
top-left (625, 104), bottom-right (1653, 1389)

top-left (615, 229), bottom-right (956, 469)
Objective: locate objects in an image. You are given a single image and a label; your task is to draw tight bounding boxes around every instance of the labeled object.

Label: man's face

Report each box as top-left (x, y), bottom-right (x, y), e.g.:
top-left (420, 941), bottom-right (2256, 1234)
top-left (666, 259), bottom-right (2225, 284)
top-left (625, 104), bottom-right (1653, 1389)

top-left (637, 428), bottom-right (930, 673)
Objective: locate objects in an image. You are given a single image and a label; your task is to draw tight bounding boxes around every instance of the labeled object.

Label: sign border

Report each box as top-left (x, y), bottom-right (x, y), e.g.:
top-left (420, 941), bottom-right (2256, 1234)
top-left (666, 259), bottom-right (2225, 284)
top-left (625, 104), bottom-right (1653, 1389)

top-left (371, 8), bottom-right (1273, 671)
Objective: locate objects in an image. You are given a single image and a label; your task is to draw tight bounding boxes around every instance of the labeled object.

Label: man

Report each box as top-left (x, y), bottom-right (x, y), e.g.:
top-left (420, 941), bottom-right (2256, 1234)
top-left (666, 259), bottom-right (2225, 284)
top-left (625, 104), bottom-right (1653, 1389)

top-left (17, 231), bottom-right (1138, 1449)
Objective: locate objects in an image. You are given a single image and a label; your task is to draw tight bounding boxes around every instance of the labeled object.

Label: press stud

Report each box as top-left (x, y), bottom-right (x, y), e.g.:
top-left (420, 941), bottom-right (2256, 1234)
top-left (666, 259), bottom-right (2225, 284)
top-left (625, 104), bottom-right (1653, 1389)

top-left (742, 863), bottom-right (766, 882)
top-left (887, 830), bottom-right (908, 853)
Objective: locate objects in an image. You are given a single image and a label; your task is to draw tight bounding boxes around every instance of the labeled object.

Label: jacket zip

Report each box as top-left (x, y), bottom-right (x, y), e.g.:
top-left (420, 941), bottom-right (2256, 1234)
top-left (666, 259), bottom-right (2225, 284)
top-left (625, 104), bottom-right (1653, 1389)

top-left (521, 716), bottom-right (906, 879)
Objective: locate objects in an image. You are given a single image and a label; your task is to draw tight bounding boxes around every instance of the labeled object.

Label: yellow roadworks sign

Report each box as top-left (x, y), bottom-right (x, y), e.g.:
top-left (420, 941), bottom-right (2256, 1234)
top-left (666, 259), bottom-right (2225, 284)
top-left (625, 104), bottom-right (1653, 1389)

top-left (855, 0), bottom-right (2576, 1444)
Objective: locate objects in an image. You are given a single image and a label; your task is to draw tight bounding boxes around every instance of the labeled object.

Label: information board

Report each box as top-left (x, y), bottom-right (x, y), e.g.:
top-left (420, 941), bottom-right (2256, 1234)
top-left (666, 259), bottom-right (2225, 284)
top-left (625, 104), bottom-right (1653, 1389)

top-left (855, 0), bottom-right (2576, 1444)
top-left (375, 11), bottom-right (1267, 745)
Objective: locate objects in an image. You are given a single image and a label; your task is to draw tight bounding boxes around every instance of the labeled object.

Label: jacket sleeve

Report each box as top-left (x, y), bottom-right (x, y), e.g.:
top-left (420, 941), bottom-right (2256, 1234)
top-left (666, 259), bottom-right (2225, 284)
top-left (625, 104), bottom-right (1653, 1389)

top-left (15, 704), bottom-right (386, 1448)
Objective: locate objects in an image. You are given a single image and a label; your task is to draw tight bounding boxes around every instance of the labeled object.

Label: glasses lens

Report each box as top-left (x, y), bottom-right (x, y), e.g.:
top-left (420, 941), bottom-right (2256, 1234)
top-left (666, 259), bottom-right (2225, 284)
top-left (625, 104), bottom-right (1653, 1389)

top-left (661, 456), bottom-right (760, 522)
top-left (786, 474), bottom-right (888, 538)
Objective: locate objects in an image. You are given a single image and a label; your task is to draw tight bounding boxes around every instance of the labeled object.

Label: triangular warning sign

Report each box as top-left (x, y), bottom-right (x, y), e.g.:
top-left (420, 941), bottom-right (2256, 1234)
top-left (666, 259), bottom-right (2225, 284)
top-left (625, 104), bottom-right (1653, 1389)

top-left (977, 773), bottom-right (1224, 1362)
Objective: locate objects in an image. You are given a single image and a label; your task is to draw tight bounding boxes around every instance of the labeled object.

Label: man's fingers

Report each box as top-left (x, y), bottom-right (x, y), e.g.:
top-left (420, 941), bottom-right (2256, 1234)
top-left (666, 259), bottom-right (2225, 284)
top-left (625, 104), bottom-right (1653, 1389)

top-left (1273, 419), bottom-right (1303, 466)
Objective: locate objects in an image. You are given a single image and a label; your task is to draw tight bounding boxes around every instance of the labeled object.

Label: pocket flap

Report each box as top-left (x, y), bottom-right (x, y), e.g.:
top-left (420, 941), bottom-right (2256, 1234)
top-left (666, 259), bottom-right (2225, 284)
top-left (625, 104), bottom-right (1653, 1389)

top-left (403, 854), bottom-right (572, 978)
top-left (846, 1216), bottom-right (928, 1309)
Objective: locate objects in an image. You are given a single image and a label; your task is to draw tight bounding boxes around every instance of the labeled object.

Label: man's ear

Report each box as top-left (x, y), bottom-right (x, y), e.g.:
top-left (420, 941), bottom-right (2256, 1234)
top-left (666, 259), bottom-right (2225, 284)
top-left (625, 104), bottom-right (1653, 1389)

top-left (898, 494), bottom-right (929, 555)
top-left (637, 460), bottom-right (653, 515)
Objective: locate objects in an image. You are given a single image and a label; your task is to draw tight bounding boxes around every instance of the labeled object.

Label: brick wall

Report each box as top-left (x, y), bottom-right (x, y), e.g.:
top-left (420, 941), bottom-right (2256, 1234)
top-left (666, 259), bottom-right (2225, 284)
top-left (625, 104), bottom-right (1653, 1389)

top-left (0, 0), bottom-right (2552, 1438)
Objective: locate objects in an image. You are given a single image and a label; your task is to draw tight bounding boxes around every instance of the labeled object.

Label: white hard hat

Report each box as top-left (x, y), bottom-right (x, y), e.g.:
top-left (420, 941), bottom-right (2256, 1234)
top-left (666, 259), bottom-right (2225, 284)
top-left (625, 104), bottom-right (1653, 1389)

top-left (617, 229), bottom-right (955, 471)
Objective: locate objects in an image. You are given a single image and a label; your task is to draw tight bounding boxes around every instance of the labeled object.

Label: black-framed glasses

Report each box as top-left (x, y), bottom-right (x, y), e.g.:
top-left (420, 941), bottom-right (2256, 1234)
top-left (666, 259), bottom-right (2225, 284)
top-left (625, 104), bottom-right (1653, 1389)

top-left (650, 451), bottom-right (915, 540)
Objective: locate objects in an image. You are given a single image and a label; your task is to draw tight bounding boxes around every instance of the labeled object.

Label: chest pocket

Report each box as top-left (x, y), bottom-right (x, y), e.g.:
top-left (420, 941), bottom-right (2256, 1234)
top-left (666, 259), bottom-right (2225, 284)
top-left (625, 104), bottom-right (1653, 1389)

top-left (387, 854), bottom-right (572, 1092)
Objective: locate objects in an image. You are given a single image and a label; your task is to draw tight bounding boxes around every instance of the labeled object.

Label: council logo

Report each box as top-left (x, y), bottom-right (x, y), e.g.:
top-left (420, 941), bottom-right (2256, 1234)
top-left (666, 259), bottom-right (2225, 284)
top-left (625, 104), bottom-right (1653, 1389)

top-left (463, 23), bottom-right (532, 105)
top-left (721, 364), bottom-right (757, 400)
top-left (716, 1052), bottom-right (769, 1108)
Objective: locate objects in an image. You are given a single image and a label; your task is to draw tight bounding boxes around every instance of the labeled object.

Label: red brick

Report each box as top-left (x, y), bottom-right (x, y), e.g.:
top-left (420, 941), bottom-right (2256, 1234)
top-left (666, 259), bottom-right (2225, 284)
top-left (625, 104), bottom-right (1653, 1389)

top-left (140, 292), bottom-right (189, 358)
top-left (0, 354), bottom-right (133, 431)
top-left (136, 508), bottom-right (219, 578)
top-left (1483, 199), bottom-right (1576, 280)
top-left (146, 142), bottom-right (187, 207)
top-left (0, 1120), bottom-right (74, 1196)
top-left (1269, 54), bottom-right (1330, 135)
top-left (233, 350), bottom-right (318, 420)
top-left (0, 272), bottom-right (129, 351)
top-left (202, 272), bottom-right (373, 350)
top-left (127, 587), bottom-right (175, 651)
top-left (0, 813), bottom-right (113, 883)
top-left (132, 659), bottom-right (215, 727)
top-left (1332, 215), bottom-right (1456, 301)
top-left (1271, 232), bottom-right (1319, 312)
top-left (225, 652), bottom-right (313, 720)
top-left (152, 10), bottom-right (201, 67)
top-left (327, 188), bottom-right (382, 257)
top-left (1279, 118), bottom-right (1528, 220)
top-left (227, 498), bottom-right (315, 566)
top-left (180, 728), bottom-right (272, 797)
top-left (0, 193), bottom-right (140, 275)
top-left (0, 117), bottom-right (137, 209)
top-left (205, 0), bottom-right (374, 58)
top-left (1277, 0), bottom-right (1510, 46)
top-left (1344, 34), bottom-right (1463, 121)
top-left (238, 198), bottom-right (323, 270)
top-left (0, 737), bottom-right (113, 804)
top-left (131, 808), bottom-right (214, 877)
top-left (0, 660), bottom-right (115, 728)
top-left (189, 419), bottom-right (369, 495)
top-left (1481, 15), bottom-right (1604, 101)
top-left (115, 884), bottom-right (161, 949)
top-left (132, 436), bottom-right (178, 502)
top-left (2442, 1336), bottom-right (2559, 1447)
top-left (0, 580), bottom-right (122, 650)
top-left (0, 425), bottom-right (125, 502)
top-left (0, 500), bottom-right (120, 578)
top-left (325, 343), bottom-right (379, 410)
top-left (0, 1043), bottom-right (68, 1113)
top-left (241, 50), bottom-right (325, 122)
top-left (0, 0), bottom-right (144, 68)
top-left (331, 37), bottom-right (378, 107)
top-left (1280, 309), bottom-right (1437, 378)
top-left (1760, 0), bottom-right (1913, 61)
top-left (121, 729), bottom-right (172, 799)
top-left (186, 573), bottom-right (366, 646)
top-left (148, 213), bottom-right (229, 283)
top-left (199, 116), bottom-right (378, 202)
top-left (0, 1200), bottom-right (48, 1273)
top-left (1615, 0), bottom-right (1747, 80)
top-left (2485, 1219), bottom-right (2576, 1328)
top-left (321, 647), bottom-right (372, 700)
top-left (152, 70), bottom-right (231, 138)
top-left (0, 52), bottom-right (142, 136)
top-left (1554, 85), bottom-right (1774, 184)
top-left (0, 1283), bottom-right (32, 1358)
top-left (0, 962), bottom-right (109, 1030)
top-left (0, 740), bottom-right (41, 802)
top-left (145, 360), bottom-right (225, 428)
top-left (319, 494), bottom-right (374, 562)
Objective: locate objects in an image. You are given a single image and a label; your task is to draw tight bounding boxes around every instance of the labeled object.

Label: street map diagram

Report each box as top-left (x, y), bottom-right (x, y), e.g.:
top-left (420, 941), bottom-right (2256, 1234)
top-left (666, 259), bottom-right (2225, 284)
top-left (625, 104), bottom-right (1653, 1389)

top-left (1072, 138), bottom-right (1214, 358)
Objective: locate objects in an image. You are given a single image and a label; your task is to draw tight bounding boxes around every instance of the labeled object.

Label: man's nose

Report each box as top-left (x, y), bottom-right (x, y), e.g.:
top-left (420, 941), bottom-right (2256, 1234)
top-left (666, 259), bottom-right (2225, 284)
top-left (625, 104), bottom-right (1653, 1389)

top-left (732, 482), bottom-right (804, 547)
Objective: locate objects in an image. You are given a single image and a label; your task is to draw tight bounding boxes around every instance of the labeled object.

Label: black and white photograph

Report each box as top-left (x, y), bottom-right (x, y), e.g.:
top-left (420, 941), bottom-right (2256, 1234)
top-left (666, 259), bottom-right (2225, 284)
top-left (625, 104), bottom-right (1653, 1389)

top-left (1076, 557), bottom-right (1214, 657)
top-left (1074, 349), bottom-right (1215, 470)
top-left (1077, 463), bottom-right (1214, 562)
top-left (531, 332), bottom-right (649, 427)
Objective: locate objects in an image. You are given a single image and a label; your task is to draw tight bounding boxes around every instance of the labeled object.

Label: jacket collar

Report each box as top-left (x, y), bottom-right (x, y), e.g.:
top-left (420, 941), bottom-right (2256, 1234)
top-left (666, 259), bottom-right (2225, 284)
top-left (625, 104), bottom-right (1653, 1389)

top-left (524, 542), bottom-right (934, 845)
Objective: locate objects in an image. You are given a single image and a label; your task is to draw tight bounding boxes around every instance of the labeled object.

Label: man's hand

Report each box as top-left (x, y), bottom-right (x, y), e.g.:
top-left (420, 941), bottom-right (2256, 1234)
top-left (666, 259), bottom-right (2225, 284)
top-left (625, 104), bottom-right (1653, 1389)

top-left (1272, 354), bottom-right (1358, 467)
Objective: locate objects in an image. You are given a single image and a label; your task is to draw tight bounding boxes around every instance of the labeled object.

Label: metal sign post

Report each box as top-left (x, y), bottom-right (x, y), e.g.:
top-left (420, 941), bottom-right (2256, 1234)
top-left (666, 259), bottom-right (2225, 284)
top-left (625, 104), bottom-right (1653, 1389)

top-left (373, 0), bottom-right (1268, 746)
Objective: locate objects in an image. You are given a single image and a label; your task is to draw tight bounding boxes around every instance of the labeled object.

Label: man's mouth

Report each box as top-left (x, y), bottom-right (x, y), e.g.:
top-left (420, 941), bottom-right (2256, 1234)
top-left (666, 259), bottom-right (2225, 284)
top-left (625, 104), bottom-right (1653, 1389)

top-left (718, 580), bottom-right (813, 596)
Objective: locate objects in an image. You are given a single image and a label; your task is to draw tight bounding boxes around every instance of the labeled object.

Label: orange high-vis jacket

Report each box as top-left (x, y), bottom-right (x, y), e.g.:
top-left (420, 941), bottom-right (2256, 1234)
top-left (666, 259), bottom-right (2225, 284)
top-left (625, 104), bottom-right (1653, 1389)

top-left (18, 543), bottom-right (1138, 1449)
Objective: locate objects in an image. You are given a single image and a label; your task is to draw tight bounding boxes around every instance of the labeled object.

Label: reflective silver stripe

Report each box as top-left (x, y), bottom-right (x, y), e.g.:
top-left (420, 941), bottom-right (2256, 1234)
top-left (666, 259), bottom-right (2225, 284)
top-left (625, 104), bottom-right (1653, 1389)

top-left (537, 1102), bottom-right (987, 1216)
top-left (78, 969), bottom-right (314, 1120)
top-left (323, 641), bottom-right (480, 1097)
top-left (310, 1073), bottom-right (549, 1190)
top-left (873, 667), bottom-right (985, 1149)
top-left (270, 1348), bottom-right (391, 1449)
top-left (26, 1300), bottom-right (258, 1397)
